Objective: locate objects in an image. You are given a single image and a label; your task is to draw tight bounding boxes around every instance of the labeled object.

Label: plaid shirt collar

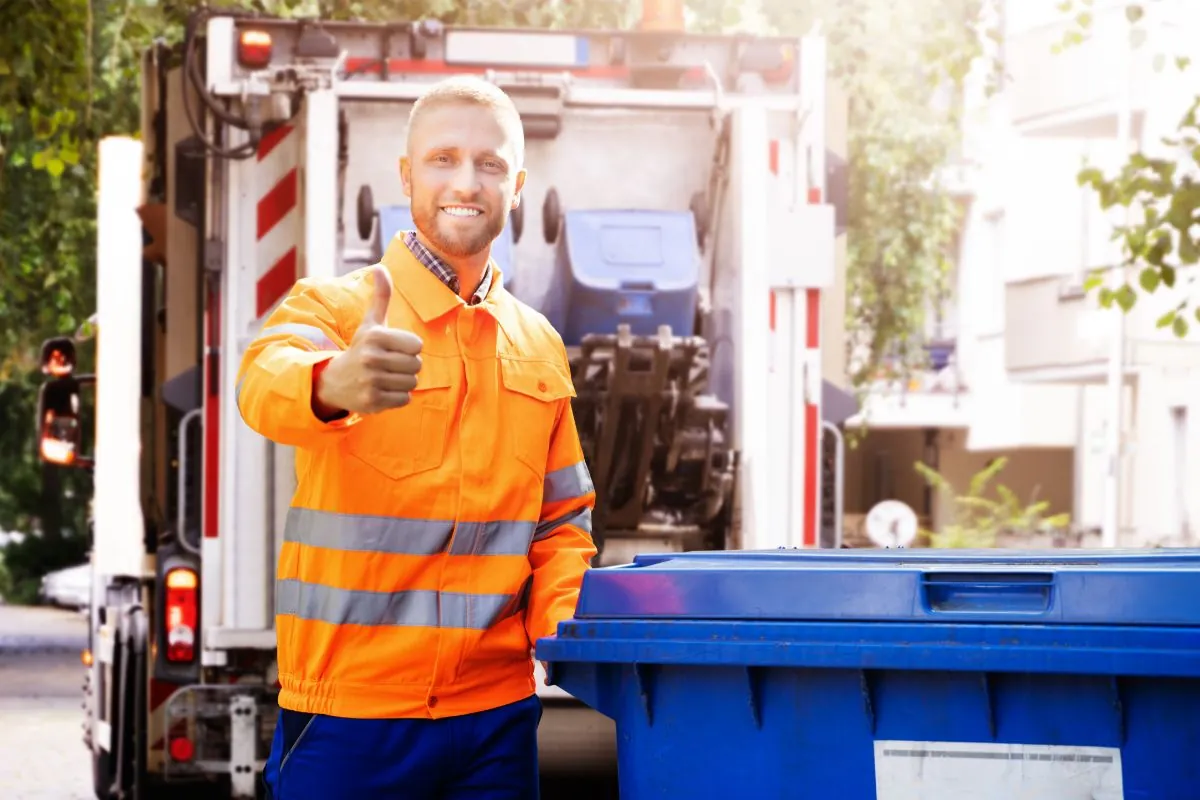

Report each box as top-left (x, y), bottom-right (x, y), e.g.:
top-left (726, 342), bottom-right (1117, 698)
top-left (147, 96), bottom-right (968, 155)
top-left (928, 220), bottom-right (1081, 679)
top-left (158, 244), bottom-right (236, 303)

top-left (403, 231), bottom-right (492, 306)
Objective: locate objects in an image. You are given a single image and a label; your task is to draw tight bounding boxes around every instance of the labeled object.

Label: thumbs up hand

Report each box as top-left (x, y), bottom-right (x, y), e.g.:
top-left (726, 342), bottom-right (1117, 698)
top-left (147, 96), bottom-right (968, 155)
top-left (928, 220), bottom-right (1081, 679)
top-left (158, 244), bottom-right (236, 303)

top-left (314, 265), bottom-right (424, 417)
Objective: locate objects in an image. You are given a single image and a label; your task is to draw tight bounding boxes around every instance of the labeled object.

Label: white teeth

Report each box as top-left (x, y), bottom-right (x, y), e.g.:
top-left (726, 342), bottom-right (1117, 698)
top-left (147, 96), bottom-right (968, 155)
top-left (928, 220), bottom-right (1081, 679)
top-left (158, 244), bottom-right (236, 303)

top-left (442, 207), bottom-right (481, 217)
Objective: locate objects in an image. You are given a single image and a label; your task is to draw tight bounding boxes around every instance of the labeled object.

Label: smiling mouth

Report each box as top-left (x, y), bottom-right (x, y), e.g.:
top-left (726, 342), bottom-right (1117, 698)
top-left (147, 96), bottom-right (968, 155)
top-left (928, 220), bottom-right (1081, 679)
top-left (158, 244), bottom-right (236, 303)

top-left (441, 206), bottom-right (482, 218)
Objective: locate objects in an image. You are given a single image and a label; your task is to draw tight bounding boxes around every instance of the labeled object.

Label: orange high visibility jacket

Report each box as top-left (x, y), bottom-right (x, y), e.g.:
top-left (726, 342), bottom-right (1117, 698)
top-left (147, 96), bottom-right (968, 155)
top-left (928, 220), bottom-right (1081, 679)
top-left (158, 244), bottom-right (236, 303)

top-left (236, 236), bottom-right (597, 719)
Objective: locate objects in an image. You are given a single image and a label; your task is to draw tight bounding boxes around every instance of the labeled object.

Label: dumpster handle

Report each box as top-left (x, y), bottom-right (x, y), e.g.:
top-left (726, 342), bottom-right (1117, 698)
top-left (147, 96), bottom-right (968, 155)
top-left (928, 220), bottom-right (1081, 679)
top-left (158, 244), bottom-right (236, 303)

top-left (921, 572), bottom-right (1054, 615)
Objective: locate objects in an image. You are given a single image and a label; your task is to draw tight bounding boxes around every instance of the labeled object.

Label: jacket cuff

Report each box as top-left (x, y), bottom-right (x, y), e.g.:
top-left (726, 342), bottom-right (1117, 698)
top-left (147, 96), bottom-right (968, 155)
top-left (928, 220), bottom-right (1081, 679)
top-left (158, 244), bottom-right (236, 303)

top-left (304, 353), bottom-right (359, 430)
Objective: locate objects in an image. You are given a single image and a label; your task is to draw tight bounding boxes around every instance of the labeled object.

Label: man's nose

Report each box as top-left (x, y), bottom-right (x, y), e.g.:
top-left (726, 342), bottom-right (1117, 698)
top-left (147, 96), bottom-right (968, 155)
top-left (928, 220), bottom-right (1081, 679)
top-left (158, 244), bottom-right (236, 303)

top-left (448, 162), bottom-right (481, 196)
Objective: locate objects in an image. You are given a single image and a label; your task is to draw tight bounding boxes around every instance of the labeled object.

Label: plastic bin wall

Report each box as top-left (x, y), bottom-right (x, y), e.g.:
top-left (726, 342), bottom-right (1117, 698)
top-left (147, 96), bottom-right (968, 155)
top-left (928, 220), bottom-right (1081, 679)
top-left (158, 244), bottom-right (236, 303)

top-left (537, 549), bottom-right (1200, 799)
top-left (544, 209), bottom-right (700, 347)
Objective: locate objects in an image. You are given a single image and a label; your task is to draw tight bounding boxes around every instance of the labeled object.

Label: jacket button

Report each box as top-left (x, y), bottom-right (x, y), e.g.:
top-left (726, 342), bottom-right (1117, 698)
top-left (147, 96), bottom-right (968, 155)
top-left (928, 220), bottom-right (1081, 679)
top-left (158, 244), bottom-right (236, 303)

top-left (428, 696), bottom-right (438, 708)
top-left (537, 380), bottom-right (547, 393)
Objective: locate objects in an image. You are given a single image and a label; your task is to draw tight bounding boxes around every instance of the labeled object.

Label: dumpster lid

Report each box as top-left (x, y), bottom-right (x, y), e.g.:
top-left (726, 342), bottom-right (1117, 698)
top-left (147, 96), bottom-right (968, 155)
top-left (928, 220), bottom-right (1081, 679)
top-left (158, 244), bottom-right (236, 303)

top-left (571, 548), bottom-right (1200, 627)
top-left (562, 209), bottom-right (699, 292)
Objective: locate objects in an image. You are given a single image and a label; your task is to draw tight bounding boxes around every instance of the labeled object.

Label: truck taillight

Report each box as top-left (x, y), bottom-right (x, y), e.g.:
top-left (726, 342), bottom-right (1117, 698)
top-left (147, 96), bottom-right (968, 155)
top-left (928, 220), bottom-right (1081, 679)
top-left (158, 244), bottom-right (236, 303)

top-left (165, 567), bottom-right (198, 663)
top-left (169, 736), bottom-right (196, 762)
top-left (238, 30), bottom-right (272, 69)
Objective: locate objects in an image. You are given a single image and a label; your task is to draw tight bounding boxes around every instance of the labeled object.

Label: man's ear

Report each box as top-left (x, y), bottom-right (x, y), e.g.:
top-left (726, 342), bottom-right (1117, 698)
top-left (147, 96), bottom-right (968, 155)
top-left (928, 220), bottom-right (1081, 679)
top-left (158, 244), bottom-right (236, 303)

top-left (399, 156), bottom-right (413, 199)
top-left (511, 168), bottom-right (527, 210)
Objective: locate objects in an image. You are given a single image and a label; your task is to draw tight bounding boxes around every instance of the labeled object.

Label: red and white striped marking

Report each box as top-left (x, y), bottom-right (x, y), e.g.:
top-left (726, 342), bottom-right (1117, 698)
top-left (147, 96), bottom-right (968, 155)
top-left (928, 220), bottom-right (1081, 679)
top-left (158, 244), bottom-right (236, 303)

top-left (201, 125), bottom-right (302, 545)
top-left (204, 281), bottom-right (221, 540)
top-left (768, 138), bottom-right (822, 548)
top-left (801, 183), bottom-right (823, 548)
top-left (255, 124), bottom-right (301, 319)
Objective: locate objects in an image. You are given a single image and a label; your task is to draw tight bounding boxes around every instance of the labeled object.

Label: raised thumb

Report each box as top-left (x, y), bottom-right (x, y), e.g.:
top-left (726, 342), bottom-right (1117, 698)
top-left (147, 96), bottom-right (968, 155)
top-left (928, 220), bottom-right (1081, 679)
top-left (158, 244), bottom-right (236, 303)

top-left (363, 264), bottom-right (393, 328)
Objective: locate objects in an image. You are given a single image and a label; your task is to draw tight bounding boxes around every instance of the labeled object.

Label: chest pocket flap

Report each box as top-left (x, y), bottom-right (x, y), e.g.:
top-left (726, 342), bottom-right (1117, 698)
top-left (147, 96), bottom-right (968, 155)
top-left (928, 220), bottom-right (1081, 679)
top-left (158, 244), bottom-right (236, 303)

top-left (499, 358), bottom-right (575, 475)
top-left (499, 358), bottom-right (576, 402)
top-left (343, 355), bottom-right (457, 481)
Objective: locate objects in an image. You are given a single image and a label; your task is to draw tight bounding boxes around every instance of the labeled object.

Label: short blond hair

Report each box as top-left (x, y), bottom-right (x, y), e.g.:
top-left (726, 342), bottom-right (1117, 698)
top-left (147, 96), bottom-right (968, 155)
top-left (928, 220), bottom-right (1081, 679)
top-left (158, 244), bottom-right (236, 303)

top-left (407, 76), bottom-right (525, 168)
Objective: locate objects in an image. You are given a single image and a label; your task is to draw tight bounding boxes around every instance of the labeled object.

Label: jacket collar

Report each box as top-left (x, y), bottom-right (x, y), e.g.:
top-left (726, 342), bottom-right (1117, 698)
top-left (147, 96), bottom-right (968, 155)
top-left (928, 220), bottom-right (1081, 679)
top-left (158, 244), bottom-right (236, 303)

top-left (380, 236), bottom-right (517, 345)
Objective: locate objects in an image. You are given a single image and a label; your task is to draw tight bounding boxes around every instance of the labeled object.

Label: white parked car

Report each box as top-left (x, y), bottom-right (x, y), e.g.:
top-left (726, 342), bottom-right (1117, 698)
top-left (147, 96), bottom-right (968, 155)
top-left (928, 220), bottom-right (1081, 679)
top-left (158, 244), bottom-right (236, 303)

top-left (0, 529), bottom-right (26, 547)
top-left (39, 563), bottom-right (91, 609)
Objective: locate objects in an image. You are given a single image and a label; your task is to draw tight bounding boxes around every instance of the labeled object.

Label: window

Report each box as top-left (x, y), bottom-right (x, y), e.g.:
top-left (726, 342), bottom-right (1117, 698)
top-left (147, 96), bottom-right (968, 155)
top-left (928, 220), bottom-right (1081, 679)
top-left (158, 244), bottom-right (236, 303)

top-left (977, 210), bottom-right (1006, 336)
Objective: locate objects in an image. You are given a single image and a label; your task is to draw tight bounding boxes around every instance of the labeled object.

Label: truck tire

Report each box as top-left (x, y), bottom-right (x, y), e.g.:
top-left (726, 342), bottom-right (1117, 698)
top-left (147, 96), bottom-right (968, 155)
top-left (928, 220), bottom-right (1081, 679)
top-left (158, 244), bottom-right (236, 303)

top-left (356, 184), bottom-right (375, 242)
top-left (92, 748), bottom-right (116, 800)
top-left (542, 187), bottom-right (562, 244)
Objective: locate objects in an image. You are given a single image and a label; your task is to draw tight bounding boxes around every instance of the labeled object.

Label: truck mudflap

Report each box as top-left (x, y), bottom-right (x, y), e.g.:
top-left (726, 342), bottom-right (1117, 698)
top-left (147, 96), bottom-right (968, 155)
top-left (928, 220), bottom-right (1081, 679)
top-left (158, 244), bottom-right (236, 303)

top-left (571, 323), bottom-right (736, 560)
top-left (161, 683), bottom-right (279, 798)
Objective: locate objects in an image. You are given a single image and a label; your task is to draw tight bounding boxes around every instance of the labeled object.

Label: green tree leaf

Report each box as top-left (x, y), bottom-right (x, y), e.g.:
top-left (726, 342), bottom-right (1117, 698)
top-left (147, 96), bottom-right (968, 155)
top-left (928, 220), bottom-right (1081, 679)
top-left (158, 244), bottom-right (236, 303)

top-left (1115, 284), bottom-right (1138, 311)
top-left (914, 460), bottom-right (1071, 547)
top-left (1063, 13), bottom-right (1200, 336)
top-left (1138, 266), bottom-right (1160, 292)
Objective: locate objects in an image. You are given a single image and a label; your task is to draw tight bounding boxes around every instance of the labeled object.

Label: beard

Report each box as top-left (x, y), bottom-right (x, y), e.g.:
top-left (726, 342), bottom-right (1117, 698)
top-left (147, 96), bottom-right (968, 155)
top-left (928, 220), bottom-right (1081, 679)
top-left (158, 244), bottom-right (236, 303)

top-left (411, 194), bottom-right (506, 259)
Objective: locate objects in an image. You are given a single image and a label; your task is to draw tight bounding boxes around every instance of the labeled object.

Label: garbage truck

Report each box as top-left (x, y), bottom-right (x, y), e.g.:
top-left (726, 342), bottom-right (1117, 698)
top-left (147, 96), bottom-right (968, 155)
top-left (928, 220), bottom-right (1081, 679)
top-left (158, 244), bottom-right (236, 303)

top-left (32, 4), bottom-right (849, 797)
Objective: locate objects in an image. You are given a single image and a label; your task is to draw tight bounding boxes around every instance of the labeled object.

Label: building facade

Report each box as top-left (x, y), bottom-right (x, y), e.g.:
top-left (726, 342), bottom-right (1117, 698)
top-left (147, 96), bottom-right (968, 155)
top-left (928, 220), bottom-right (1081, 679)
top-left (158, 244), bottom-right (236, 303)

top-left (844, 0), bottom-right (1200, 549)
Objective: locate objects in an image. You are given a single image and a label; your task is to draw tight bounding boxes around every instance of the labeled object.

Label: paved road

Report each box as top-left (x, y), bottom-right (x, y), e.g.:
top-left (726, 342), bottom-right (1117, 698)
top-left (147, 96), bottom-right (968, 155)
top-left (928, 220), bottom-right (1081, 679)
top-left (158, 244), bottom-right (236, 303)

top-left (0, 603), bottom-right (618, 799)
top-left (0, 603), bottom-right (94, 800)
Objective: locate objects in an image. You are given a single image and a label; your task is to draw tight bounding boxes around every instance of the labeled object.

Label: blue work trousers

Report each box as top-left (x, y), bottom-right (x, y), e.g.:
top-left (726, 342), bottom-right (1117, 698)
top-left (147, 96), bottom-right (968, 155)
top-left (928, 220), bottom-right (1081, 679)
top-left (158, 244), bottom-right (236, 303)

top-left (262, 695), bottom-right (542, 799)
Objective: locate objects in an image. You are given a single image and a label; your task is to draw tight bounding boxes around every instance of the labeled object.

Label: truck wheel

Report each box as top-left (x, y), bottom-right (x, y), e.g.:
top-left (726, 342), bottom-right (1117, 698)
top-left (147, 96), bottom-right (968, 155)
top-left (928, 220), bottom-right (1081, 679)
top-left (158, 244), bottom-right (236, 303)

top-left (92, 749), bottom-right (116, 800)
top-left (356, 184), bottom-right (375, 241)
top-left (542, 187), bottom-right (562, 245)
top-left (92, 603), bottom-right (151, 800)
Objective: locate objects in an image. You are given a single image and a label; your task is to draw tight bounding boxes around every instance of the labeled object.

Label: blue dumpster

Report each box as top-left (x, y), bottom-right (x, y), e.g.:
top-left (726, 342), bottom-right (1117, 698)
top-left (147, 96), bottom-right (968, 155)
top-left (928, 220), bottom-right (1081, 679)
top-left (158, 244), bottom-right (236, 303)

top-left (536, 549), bottom-right (1200, 799)
top-left (540, 209), bottom-right (701, 347)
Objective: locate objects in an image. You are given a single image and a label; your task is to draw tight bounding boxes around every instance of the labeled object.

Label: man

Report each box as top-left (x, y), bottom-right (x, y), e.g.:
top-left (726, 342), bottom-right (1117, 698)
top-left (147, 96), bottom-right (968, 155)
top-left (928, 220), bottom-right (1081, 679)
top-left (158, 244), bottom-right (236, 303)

top-left (238, 75), bottom-right (597, 799)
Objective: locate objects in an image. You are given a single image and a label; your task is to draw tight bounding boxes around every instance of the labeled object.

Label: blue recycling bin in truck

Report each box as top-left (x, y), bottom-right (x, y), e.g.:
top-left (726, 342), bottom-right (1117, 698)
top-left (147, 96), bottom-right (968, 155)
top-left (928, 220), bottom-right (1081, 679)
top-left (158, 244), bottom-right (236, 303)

top-left (536, 548), bottom-right (1200, 799)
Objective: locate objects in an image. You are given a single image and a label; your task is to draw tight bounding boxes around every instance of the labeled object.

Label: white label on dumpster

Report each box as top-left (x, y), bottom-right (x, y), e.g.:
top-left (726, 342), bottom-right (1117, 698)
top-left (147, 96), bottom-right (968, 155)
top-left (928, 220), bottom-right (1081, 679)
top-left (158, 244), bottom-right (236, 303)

top-left (874, 740), bottom-right (1124, 800)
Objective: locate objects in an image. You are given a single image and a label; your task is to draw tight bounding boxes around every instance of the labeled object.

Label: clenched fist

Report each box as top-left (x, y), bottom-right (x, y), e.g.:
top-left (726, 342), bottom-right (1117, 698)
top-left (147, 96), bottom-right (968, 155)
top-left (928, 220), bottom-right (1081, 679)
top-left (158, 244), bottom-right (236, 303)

top-left (313, 265), bottom-right (423, 418)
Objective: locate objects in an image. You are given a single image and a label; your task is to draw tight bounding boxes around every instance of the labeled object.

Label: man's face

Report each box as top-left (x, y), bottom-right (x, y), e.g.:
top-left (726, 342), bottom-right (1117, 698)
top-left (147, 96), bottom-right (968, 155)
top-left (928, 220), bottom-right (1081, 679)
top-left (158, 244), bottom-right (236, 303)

top-left (400, 102), bottom-right (526, 260)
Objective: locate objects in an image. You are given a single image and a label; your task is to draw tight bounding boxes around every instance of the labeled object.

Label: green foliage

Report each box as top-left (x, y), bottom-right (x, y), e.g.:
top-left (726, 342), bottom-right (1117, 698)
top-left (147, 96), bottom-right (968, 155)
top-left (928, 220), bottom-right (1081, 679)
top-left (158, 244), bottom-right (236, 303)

top-left (0, 528), bottom-right (91, 605)
top-left (0, 0), bottom-right (125, 588)
top-left (0, 0), bottom-right (93, 180)
top-left (914, 457), bottom-right (1072, 548)
top-left (753, 0), bottom-right (996, 386)
top-left (1057, 2), bottom-right (1200, 336)
top-left (1077, 96), bottom-right (1200, 334)
top-left (0, 550), bottom-right (12, 602)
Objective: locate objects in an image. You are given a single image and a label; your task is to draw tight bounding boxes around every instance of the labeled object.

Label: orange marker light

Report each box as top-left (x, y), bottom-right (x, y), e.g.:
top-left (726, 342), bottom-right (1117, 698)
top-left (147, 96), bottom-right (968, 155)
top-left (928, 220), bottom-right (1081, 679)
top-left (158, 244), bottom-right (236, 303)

top-left (640, 0), bottom-right (685, 31)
